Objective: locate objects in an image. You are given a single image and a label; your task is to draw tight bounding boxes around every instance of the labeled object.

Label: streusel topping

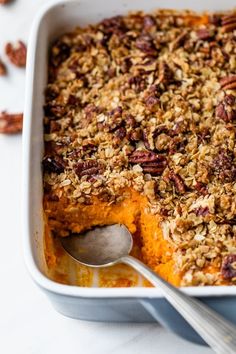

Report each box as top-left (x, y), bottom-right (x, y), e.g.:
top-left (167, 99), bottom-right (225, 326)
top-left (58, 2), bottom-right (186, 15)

top-left (43, 10), bottom-right (236, 286)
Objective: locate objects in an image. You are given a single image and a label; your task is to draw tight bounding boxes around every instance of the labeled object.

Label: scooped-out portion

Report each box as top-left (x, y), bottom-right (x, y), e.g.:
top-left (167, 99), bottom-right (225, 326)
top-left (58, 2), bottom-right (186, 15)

top-left (43, 9), bottom-right (236, 287)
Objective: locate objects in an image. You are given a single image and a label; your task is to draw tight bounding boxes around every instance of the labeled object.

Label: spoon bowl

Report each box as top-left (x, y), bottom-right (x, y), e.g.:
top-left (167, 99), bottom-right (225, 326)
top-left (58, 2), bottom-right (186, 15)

top-left (60, 224), bottom-right (133, 267)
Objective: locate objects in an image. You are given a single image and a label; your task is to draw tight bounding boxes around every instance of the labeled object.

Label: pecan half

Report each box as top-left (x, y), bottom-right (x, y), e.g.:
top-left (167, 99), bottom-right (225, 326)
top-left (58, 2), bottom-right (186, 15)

top-left (75, 160), bottom-right (103, 177)
top-left (129, 150), bottom-right (159, 164)
top-left (5, 41), bottom-right (27, 67)
top-left (0, 59), bottom-right (6, 75)
top-left (216, 94), bottom-right (236, 122)
top-left (129, 151), bottom-right (167, 176)
top-left (221, 14), bottom-right (236, 33)
top-left (141, 159), bottom-right (167, 175)
top-left (0, 0), bottom-right (11, 4)
top-left (196, 28), bottom-right (214, 40)
top-left (220, 75), bottom-right (236, 91)
top-left (221, 254), bottom-right (236, 279)
top-left (168, 171), bottom-right (186, 194)
top-left (42, 155), bottom-right (65, 174)
top-left (0, 112), bottom-right (23, 134)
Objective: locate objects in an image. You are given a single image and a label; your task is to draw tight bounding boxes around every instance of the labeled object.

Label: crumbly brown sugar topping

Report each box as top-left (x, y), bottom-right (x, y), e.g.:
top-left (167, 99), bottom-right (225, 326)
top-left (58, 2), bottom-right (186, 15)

top-left (43, 10), bottom-right (236, 286)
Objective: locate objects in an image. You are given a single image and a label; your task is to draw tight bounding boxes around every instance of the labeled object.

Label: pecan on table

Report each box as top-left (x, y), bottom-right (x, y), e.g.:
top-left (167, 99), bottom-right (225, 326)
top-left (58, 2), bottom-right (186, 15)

top-left (75, 160), bottom-right (103, 177)
top-left (216, 94), bottom-right (236, 122)
top-left (221, 14), bottom-right (236, 33)
top-left (128, 150), bottom-right (167, 176)
top-left (0, 59), bottom-right (6, 76)
top-left (0, 112), bottom-right (23, 134)
top-left (221, 254), bottom-right (236, 279)
top-left (220, 75), bottom-right (236, 91)
top-left (5, 41), bottom-right (27, 67)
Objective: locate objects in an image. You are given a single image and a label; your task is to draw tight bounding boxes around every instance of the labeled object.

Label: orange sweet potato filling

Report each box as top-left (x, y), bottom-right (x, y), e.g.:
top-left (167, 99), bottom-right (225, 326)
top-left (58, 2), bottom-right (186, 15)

top-left (44, 189), bottom-right (181, 287)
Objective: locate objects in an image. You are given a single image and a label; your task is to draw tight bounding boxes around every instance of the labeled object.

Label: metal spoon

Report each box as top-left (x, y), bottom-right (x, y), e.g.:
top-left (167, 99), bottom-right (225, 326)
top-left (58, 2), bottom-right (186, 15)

top-left (60, 224), bottom-right (236, 353)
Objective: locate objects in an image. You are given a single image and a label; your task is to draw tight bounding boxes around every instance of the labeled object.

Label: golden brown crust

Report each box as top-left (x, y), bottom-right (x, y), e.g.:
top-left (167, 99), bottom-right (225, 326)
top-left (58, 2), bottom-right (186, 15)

top-left (43, 9), bottom-right (236, 286)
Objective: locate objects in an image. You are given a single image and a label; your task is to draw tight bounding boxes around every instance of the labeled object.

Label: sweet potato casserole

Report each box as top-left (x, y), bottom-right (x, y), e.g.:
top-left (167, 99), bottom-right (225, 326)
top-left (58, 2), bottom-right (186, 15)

top-left (43, 9), bottom-right (236, 287)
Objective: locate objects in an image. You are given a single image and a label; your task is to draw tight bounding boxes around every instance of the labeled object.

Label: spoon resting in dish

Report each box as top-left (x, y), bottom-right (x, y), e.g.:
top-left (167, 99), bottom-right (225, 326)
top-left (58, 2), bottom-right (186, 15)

top-left (60, 224), bottom-right (236, 353)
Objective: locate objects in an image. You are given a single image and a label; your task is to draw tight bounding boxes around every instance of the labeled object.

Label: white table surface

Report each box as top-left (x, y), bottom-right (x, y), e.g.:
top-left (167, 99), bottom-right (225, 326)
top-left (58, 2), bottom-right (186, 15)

top-left (0, 1), bottom-right (214, 353)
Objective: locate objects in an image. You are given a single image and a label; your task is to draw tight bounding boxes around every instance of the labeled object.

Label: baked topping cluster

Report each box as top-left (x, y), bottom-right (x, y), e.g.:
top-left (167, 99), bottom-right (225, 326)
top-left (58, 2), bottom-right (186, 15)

top-left (43, 10), bottom-right (236, 286)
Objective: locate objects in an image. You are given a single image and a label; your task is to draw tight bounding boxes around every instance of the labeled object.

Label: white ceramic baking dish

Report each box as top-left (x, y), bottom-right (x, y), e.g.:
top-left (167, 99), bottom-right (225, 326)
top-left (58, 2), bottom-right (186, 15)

top-left (23, 0), bottom-right (236, 345)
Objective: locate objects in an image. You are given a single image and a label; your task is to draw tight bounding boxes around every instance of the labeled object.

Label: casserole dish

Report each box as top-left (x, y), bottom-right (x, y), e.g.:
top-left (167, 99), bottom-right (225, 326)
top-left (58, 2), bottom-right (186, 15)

top-left (23, 0), bottom-right (236, 345)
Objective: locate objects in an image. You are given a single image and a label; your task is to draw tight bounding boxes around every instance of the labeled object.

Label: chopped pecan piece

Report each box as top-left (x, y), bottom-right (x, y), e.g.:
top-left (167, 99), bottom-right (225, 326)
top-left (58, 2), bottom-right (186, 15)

top-left (216, 94), bottom-right (236, 122)
top-left (142, 130), bottom-right (151, 150)
top-left (129, 128), bottom-right (142, 142)
top-left (143, 15), bottom-right (156, 30)
top-left (114, 127), bottom-right (126, 140)
top-left (5, 41), bottom-right (27, 67)
top-left (42, 155), bottom-right (65, 174)
top-left (135, 34), bottom-right (157, 55)
top-left (196, 28), bottom-right (214, 40)
top-left (145, 94), bottom-right (159, 111)
top-left (125, 114), bottom-right (137, 128)
top-left (194, 206), bottom-right (209, 217)
top-left (168, 171), bottom-right (186, 194)
top-left (209, 14), bottom-right (221, 25)
top-left (194, 182), bottom-right (208, 195)
top-left (49, 121), bottom-right (61, 133)
top-left (99, 15), bottom-right (126, 35)
top-left (211, 151), bottom-right (236, 182)
top-left (170, 30), bottom-right (188, 51)
top-left (221, 14), bottom-right (236, 33)
top-left (0, 112), bottom-right (23, 134)
top-left (158, 61), bottom-right (174, 84)
top-left (221, 254), bottom-right (236, 279)
top-left (220, 75), bottom-right (236, 91)
top-left (0, 59), bottom-right (6, 75)
top-left (51, 40), bottom-right (70, 67)
top-left (75, 160), bottom-right (103, 177)
top-left (44, 103), bottom-right (66, 119)
top-left (109, 106), bottom-right (123, 118)
top-left (128, 76), bottom-right (146, 93)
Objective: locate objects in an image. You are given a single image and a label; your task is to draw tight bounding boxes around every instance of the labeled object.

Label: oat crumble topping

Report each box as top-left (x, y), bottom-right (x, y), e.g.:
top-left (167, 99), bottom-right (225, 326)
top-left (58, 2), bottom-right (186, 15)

top-left (43, 10), bottom-right (236, 286)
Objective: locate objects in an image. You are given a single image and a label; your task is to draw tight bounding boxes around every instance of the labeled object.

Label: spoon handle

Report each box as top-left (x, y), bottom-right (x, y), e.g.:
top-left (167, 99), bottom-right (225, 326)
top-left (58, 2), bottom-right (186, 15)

top-left (121, 255), bottom-right (236, 354)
